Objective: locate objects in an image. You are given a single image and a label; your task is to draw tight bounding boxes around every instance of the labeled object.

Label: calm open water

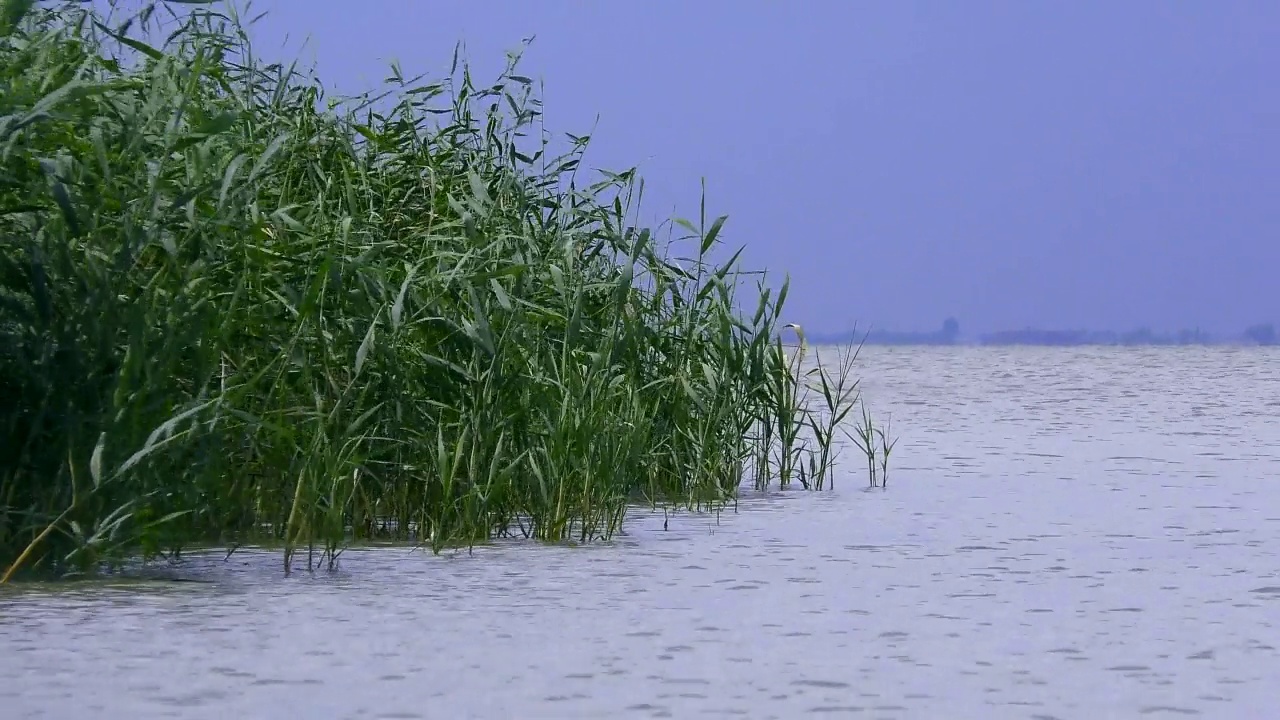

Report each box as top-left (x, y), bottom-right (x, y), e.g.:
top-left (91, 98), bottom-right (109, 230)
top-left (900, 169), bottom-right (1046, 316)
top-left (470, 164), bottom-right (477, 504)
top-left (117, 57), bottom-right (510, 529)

top-left (3, 346), bottom-right (1279, 719)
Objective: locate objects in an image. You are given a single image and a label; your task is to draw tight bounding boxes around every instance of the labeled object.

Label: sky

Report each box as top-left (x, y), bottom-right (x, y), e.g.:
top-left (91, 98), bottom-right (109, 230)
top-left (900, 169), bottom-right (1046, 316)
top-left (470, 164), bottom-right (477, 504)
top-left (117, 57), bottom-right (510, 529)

top-left (235, 0), bottom-right (1278, 336)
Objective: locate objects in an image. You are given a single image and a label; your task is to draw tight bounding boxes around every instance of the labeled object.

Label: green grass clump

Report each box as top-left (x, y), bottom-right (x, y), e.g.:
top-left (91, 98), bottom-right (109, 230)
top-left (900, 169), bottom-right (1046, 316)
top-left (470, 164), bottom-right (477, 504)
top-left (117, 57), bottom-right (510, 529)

top-left (0, 0), bottom-right (878, 580)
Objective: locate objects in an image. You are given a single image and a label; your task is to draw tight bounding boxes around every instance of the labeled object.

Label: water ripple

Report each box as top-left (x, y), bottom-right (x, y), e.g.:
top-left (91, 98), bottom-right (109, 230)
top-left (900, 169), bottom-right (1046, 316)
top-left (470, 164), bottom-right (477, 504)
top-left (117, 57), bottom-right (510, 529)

top-left (2, 347), bottom-right (1279, 719)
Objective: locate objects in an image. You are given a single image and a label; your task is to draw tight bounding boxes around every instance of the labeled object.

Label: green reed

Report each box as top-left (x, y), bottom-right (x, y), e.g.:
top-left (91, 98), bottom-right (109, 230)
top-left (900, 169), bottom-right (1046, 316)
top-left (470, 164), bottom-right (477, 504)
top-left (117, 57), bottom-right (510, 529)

top-left (846, 396), bottom-right (898, 489)
top-left (0, 0), bottom-right (883, 580)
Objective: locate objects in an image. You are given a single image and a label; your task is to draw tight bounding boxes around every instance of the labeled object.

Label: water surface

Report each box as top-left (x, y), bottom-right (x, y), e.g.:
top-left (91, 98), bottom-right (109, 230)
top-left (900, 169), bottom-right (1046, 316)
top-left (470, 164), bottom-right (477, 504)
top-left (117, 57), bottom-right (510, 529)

top-left (4, 346), bottom-right (1279, 719)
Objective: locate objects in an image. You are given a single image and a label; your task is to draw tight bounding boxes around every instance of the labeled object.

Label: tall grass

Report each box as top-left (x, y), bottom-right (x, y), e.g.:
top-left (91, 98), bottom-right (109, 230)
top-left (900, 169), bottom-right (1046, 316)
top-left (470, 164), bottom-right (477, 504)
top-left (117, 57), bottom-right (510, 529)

top-left (0, 0), bottom-right (890, 580)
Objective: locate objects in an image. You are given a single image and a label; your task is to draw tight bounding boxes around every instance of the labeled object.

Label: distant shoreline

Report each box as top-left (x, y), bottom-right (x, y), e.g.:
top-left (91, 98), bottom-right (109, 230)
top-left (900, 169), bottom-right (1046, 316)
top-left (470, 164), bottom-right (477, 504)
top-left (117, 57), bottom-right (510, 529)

top-left (809, 326), bottom-right (1277, 348)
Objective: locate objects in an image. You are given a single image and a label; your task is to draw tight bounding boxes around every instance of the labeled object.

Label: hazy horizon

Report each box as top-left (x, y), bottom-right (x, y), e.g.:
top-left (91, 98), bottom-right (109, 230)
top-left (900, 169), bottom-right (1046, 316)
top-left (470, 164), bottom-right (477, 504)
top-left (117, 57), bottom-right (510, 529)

top-left (812, 317), bottom-right (1272, 338)
top-left (232, 1), bottom-right (1278, 336)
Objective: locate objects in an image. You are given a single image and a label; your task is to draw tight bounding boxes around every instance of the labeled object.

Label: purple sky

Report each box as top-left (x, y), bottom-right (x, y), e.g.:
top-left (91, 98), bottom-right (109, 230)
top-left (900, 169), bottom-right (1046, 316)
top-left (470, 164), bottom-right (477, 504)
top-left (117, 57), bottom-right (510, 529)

top-left (245, 1), bottom-right (1279, 336)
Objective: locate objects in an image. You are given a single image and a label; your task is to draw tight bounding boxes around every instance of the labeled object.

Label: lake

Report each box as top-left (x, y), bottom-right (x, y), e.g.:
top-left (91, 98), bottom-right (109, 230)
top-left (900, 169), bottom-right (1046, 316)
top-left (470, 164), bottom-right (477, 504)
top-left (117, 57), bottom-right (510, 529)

top-left (3, 346), bottom-right (1279, 719)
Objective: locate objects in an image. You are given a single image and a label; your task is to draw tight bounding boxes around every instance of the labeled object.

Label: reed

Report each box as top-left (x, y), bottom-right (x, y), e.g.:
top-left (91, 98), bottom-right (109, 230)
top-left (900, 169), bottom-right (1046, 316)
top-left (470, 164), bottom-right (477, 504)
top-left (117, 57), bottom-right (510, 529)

top-left (845, 397), bottom-right (898, 489)
top-left (0, 0), bottom-right (886, 580)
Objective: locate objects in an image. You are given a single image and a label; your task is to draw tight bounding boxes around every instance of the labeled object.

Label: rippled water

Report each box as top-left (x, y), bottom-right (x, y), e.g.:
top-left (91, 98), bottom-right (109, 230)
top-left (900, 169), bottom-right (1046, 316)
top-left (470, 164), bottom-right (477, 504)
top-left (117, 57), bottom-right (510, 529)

top-left (4, 346), bottom-right (1280, 719)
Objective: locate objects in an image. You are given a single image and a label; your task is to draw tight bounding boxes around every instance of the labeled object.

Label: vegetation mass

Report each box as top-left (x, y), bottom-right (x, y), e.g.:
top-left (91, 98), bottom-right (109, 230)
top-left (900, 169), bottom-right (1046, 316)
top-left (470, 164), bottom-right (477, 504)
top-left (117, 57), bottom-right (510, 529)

top-left (0, 0), bottom-right (887, 581)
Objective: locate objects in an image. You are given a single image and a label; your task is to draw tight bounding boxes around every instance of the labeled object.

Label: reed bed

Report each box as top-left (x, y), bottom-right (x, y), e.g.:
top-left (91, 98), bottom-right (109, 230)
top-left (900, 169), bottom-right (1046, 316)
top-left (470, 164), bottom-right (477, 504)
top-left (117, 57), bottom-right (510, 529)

top-left (0, 0), bottom-right (890, 580)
